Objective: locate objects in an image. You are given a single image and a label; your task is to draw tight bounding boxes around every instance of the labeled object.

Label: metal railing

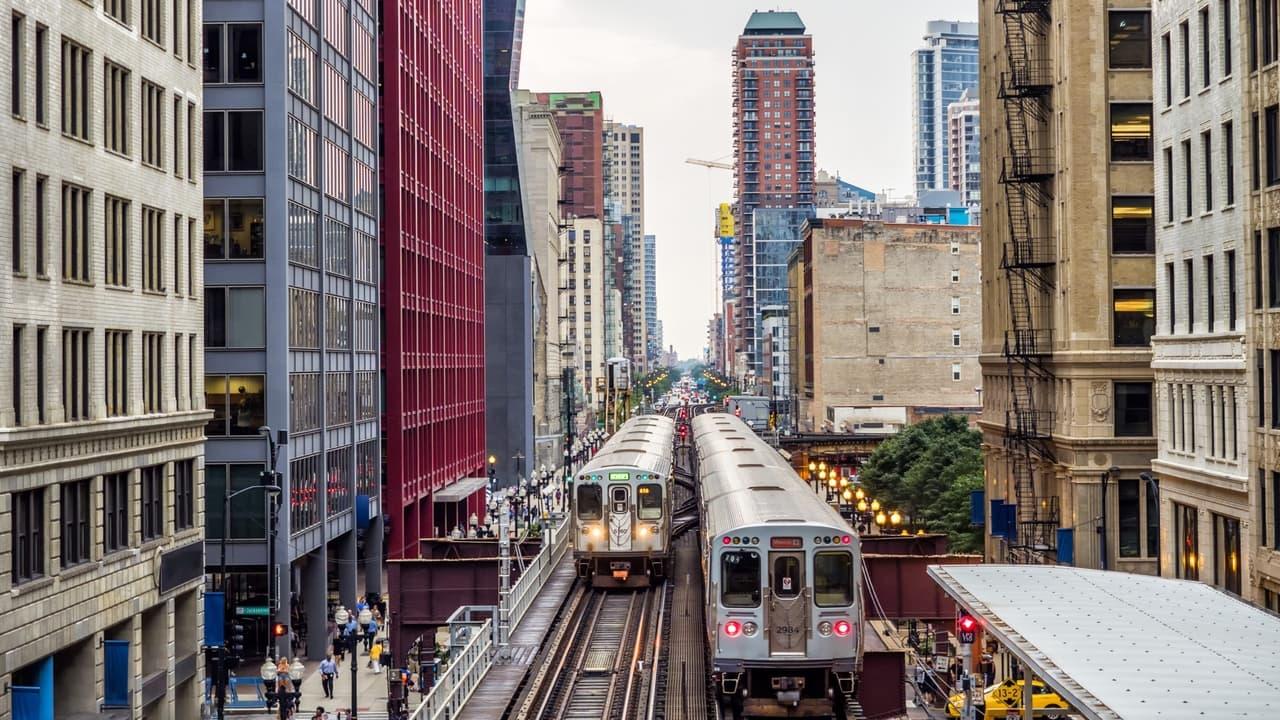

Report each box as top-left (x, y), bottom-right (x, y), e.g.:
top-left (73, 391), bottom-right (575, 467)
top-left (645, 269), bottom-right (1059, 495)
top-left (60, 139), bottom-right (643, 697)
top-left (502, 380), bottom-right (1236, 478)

top-left (508, 513), bottom-right (572, 632)
top-left (407, 618), bottom-right (494, 720)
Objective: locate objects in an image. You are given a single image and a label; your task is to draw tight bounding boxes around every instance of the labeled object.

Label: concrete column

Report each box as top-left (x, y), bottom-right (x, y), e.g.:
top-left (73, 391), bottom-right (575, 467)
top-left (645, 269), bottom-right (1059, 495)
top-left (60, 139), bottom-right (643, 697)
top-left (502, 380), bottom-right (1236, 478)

top-left (304, 549), bottom-right (329, 660)
top-left (365, 512), bottom-right (384, 595)
top-left (338, 528), bottom-right (358, 608)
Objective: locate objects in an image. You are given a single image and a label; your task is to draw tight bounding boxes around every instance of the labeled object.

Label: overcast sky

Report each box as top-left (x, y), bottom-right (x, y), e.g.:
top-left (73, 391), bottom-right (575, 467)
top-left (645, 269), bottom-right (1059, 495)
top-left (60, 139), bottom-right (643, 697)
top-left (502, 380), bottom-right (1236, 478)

top-left (520, 0), bottom-right (978, 361)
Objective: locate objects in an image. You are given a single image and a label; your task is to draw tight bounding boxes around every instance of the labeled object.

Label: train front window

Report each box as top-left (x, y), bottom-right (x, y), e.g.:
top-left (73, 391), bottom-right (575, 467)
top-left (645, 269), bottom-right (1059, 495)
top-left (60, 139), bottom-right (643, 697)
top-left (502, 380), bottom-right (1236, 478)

top-left (773, 556), bottom-right (802, 598)
top-left (814, 551), bottom-right (854, 607)
top-left (720, 550), bottom-right (761, 607)
top-left (638, 484), bottom-right (663, 520)
top-left (577, 485), bottom-right (603, 521)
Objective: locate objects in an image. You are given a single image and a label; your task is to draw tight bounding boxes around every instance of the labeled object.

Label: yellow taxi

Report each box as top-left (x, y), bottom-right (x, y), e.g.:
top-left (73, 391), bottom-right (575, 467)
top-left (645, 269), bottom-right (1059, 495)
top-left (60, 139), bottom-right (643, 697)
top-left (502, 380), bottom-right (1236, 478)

top-left (946, 679), bottom-right (1070, 719)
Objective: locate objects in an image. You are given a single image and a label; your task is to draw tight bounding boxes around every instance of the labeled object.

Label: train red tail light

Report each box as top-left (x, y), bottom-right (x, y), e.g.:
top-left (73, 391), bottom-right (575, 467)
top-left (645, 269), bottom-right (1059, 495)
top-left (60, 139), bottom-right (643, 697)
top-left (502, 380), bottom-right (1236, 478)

top-left (722, 536), bottom-right (732, 545)
top-left (841, 535), bottom-right (852, 544)
top-left (724, 621), bottom-right (742, 637)
top-left (833, 620), bottom-right (852, 637)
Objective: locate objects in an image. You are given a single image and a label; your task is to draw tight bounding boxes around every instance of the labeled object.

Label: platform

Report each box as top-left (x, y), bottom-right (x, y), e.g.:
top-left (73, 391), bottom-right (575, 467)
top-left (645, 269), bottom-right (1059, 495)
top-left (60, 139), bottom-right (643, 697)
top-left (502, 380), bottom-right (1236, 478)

top-left (453, 554), bottom-right (578, 719)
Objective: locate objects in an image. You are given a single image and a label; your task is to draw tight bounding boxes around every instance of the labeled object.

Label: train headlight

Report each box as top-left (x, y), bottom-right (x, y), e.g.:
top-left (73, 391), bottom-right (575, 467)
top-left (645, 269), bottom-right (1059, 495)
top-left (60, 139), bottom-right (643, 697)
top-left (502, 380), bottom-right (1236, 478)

top-left (818, 621), bottom-right (833, 637)
top-left (834, 620), bottom-right (852, 637)
top-left (724, 621), bottom-right (742, 638)
top-left (590, 525), bottom-right (604, 539)
top-left (742, 621), bottom-right (758, 637)
top-left (638, 526), bottom-right (649, 538)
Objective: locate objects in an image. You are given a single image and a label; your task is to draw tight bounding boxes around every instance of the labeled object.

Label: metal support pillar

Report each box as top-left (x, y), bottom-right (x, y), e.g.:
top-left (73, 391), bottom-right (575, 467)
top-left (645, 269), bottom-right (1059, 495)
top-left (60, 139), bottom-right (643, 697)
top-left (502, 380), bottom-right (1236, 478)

top-left (304, 549), bottom-right (329, 660)
top-left (338, 528), bottom-right (358, 608)
top-left (1021, 664), bottom-right (1033, 720)
top-left (365, 512), bottom-right (384, 595)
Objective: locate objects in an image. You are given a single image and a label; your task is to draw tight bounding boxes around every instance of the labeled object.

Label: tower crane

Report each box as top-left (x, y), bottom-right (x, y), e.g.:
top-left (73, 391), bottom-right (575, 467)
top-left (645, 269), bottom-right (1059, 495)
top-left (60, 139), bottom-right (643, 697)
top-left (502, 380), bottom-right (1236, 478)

top-left (685, 157), bottom-right (733, 171)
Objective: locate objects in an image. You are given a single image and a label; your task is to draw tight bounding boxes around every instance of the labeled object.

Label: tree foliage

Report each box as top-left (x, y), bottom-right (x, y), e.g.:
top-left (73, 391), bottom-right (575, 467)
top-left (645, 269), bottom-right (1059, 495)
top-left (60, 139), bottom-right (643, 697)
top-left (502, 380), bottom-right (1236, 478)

top-left (858, 415), bottom-right (983, 553)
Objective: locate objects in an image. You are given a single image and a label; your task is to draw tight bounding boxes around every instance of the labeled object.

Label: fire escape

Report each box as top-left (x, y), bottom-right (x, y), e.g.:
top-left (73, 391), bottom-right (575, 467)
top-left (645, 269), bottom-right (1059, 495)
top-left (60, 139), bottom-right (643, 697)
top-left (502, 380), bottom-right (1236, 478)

top-left (997, 0), bottom-right (1058, 562)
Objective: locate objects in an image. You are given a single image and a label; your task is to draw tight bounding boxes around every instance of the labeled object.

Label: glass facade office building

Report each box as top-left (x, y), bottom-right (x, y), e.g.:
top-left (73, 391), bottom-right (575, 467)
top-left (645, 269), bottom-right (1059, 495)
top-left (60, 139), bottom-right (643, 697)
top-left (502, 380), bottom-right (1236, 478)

top-left (913, 20), bottom-right (979, 194)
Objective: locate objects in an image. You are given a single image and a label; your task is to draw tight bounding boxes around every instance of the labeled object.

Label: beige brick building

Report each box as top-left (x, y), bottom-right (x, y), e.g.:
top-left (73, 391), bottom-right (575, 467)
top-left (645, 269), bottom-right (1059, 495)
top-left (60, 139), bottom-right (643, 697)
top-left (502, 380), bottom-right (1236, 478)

top-left (0, 0), bottom-right (207, 717)
top-left (789, 218), bottom-right (982, 433)
top-left (979, 0), bottom-right (1158, 568)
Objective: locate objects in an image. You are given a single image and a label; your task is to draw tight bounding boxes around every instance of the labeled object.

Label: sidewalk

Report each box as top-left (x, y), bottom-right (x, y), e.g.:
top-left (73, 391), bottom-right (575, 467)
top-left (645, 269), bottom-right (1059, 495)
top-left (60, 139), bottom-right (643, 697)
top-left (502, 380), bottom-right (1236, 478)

top-left (237, 644), bottom-right (390, 719)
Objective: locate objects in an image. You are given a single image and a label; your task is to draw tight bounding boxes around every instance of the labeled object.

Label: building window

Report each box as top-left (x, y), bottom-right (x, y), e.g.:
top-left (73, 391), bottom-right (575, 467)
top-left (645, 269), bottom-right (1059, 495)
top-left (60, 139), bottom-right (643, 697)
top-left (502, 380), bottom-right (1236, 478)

top-left (1180, 21), bottom-right (1191, 97)
top-left (103, 195), bottom-right (129, 287)
top-left (1182, 139), bottom-right (1194, 218)
top-left (11, 488), bottom-right (44, 584)
top-left (950, 297), bottom-right (960, 315)
top-left (1201, 6), bottom-right (1212, 87)
top-left (1111, 196), bottom-right (1154, 253)
top-left (1185, 258), bottom-right (1196, 331)
top-left (1224, 120), bottom-right (1236, 205)
top-left (103, 61), bottom-right (130, 156)
top-left (172, 95), bottom-right (183, 177)
top-left (287, 32), bottom-right (316, 103)
top-left (324, 218), bottom-right (351, 276)
top-left (1274, 470), bottom-right (1280, 551)
top-left (142, 206), bottom-right (164, 292)
top-left (1254, 112), bottom-right (1262, 191)
top-left (1264, 0), bottom-right (1278, 65)
top-left (288, 202), bottom-right (319, 268)
top-left (62, 328), bottom-right (90, 421)
top-left (1203, 131), bottom-right (1214, 211)
top-left (1213, 514), bottom-right (1242, 595)
top-left (354, 301), bottom-right (376, 351)
top-left (203, 198), bottom-right (264, 259)
top-left (174, 459), bottom-right (194, 531)
top-left (287, 116), bottom-right (317, 186)
top-left (1162, 32), bottom-right (1172, 106)
top-left (140, 465), bottom-right (163, 541)
top-left (142, 332), bottom-right (162, 414)
top-left (951, 330), bottom-right (961, 347)
top-left (11, 170), bottom-right (23, 274)
top-left (290, 373), bottom-right (321, 433)
top-left (60, 38), bottom-right (91, 141)
top-left (62, 183), bottom-right (91, 282)
top-left (104, 330), bottom-right (129, 417)
top-left (1267, 105), bottom-right (1279, 186)
top-left (205, 286), bottom-right (266, 348)
top-left (203, 24), bottom-right (262, 84)
top-left (60, 479), bottom-right (90, 567)
top-left (1227, 250), bottom-right (1237, 330)
top-left (140, 79), bottom-right (164, 169)
top-left (103, 472), bottom-right (129, 553)
top-left (10, 327), bottom-right (20, 425)
top-left (1269, 229), bottom-right (1280, 308)
top-left (327, 446), bottom-right (353, 517)
top-left (1256, 231), bottom-right (1265, 309)
top-left (203, 110), bottom-right (264, 172)
top-left (35, 326), bottom-right (45, 424)
top-left (105, 0), bottom-right (130, 25)
top-left (1113, 289), bottom-right (1155, 346)
top-left (950, 270), bottom-right (959, 283)
top-left (1164, 147), bottom-right (1175, 222)
top-left (205, 375), bottom-right (265, 436)
top-left (325, 296), bottom-right (351, 350)
top-left (290, 454), bottom-right (322, 532)
top-left (1206, 255), bottom-right (1216, 333)
top-left (1272, 349), bottom-right (1280, 429)
top-left (1109, 11), bottom-right (1151, 69)
top-left (1250, 0), bottom-right (1260, 70)
top-left (1175, 503), bottom-right (1199, 580)
top-left (357, 371), bottom-right (377, 420)
top-left (1118, 479), bottom-right (1142, 557)
top-left (1260, 350), bottom-right (1267, 429)
top-left (326, 373), bottom-right (352, 426)
top-left (951, 363), bottom-right (962, 382)
top-left (141, 0), bottom-right (162, 45)
top-left (1115, 382), bottom-right (1153, 437)
top-left (1219, 0), bottom-right (1231, 76)
top-left (172, 214), bottom-right (182, 292)
top-left (288, 288), bottom-right (320, 348)
top-left (1166, 262), bottom-right (1176, 333)
top-left (10, 13), bottom-right (23, 118)
top-left (34, 24), bottom-right (45, 125)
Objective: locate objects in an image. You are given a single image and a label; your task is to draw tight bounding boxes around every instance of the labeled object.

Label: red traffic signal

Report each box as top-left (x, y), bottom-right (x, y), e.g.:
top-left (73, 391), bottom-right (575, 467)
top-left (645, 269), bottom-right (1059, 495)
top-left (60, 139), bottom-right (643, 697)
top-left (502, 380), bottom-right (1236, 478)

top-left (272, 622), bottom-right (288, 638)
top-left (956, 612), bottom-right (978, 643)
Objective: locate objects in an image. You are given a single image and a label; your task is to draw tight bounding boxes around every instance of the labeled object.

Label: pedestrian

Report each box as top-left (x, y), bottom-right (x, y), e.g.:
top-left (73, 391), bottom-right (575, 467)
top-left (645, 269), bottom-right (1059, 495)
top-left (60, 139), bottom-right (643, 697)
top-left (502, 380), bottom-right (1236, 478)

top-left (369, 640), bottom-right (383, 673)
top-left (364, 617), bottom-right (379, 653)
top-left (312, 707), bottom-right (328, 720)
top-left (320, 653), bottom-right (338, 699)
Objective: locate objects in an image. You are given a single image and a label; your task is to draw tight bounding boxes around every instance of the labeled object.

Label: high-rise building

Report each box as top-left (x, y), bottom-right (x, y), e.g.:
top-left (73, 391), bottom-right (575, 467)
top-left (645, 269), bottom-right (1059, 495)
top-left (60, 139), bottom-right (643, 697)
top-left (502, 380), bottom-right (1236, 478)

top-left (384, 0), bottom-right (486, 572)
top-left (732, 10), bottom-right (815, 377)
top-left (913, 20), bottom-right (979, 194)
top-left (0, 2), bottom-right (207, 710)
top-left (980, 1), bottom-right (1155, 569)
top-left (644, 234), bottom-right (659, 365)
top-left (538, 92), bottom-right (605, 220)
top-left (203, 0), bottom-right (383, 660)
top-left (946, 89), bottom-right (981, 206)
top-left (753, 207), bottom-right (811, 420)
top-left (605, 122), bottom-right (647, 372)
top-left (566, 217), bottom-right (605, 427)
top-left (790, 218), bottom-right (981, 433)
top-left (483, 0), bottom-right (535, 501)
top-left (514, 91), bottom-right (567, 469)
top-left (813, 170), bottom-right (876, 208)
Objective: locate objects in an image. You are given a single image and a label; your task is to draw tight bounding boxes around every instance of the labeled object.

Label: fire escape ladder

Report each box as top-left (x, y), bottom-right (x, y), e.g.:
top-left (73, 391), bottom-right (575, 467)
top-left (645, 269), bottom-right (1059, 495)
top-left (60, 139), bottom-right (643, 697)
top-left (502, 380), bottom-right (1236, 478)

top-left (998, 0), bottom-right (1060, 563)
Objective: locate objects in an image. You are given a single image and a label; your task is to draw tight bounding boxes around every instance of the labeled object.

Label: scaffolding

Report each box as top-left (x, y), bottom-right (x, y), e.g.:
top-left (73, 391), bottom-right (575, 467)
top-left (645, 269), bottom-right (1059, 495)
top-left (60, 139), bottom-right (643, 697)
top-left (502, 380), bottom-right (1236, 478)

top-left (997, 0), bottom-right (1059, 562)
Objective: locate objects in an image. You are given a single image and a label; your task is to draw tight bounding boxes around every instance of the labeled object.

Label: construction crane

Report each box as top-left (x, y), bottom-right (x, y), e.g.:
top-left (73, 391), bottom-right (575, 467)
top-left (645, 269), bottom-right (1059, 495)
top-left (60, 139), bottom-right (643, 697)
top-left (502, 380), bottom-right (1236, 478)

top-left (685, 157), bottom-right (733, 171)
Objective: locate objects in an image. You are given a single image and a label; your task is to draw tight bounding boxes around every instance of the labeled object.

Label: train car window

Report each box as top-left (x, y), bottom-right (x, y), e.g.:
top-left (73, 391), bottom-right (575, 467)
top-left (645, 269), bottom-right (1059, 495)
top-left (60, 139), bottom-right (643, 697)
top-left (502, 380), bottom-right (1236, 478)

top-left (637, 484), bottom-right (663, 519)
top-left (611, 486), bottom-right (628, 513)
top-left (720, 551), bottom-right (761, 607)
top-left (773, 556), bottom-right (802, 598)
top-left (577, 485), bottom-right (603, 521)
top-left (814, 551), bottom-right (854, 607)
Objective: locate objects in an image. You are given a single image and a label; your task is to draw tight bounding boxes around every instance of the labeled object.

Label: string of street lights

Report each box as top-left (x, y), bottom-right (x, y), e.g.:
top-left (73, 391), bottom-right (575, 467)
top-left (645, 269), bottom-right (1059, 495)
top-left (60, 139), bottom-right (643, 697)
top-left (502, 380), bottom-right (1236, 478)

top-left (804, 460), bottom-right (921, 536)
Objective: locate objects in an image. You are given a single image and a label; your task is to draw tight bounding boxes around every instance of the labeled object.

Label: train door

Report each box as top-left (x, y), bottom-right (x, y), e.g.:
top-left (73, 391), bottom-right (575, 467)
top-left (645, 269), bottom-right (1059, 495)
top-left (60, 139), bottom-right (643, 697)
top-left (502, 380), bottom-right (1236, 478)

top-left (608, 484), bottom-right (633, 551)
top-left (767, 551), bottom-right (808, 654)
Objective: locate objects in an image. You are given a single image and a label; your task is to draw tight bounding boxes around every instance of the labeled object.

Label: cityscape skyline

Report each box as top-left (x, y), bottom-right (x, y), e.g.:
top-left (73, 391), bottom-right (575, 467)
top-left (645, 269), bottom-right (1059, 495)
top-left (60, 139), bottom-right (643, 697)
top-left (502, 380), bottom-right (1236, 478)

top-left (520, 0), bottom-right (978, 359)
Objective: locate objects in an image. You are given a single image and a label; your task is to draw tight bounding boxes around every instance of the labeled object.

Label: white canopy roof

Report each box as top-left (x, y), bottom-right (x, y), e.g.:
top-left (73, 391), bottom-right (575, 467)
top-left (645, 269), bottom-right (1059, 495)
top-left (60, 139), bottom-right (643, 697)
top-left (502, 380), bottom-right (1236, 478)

top-left (927, 564), bottom-right (1280, 719)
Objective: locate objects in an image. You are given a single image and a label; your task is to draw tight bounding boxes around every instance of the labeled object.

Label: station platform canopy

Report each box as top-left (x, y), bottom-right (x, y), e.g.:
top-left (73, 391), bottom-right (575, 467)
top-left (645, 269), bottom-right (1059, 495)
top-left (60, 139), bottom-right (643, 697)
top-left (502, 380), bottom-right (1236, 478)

top-left (927, 564), bottom-right (1280, 719)
top-left (432, 477), bottom-right (488, 503)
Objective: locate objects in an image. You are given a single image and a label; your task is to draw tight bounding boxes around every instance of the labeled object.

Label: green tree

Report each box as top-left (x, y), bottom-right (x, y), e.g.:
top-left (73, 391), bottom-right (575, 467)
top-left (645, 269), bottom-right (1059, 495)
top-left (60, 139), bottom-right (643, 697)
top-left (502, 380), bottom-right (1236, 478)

top-left (857, 415), bottom-right (983, 551)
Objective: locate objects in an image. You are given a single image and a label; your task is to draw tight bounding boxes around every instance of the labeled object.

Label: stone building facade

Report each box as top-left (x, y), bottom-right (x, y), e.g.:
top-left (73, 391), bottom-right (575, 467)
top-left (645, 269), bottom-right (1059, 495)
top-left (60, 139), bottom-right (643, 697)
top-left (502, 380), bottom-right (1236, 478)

top-left (789, 218), bottom-right (982, 433)
top-left (979, 0), bottom-right (1157, 569)
top-left (1151, 0), bottom-right (1253, 599)
top-left (567, 217), bottom-right (605, 429)
top-left (0, 0), bottom-right (207, 716)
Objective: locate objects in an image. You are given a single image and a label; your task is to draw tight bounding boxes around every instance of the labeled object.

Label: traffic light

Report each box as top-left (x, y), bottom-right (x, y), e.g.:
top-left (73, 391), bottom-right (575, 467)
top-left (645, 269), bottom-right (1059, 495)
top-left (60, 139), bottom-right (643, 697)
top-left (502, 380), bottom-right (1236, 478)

top-left (226, 622), bottom-right (246, 666)
top-left (272, 622), bottom-right (288, 638)
top-left (957, 612), bottom-right (978, 644)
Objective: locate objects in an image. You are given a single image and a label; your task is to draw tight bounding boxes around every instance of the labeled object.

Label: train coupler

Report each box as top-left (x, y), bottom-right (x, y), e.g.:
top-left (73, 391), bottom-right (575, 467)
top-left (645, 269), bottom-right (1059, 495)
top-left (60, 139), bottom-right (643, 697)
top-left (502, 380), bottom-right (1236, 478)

top-left (836, 671), bottom-right (855, 695)
top-left (771, 676), bottom-right (805, 707)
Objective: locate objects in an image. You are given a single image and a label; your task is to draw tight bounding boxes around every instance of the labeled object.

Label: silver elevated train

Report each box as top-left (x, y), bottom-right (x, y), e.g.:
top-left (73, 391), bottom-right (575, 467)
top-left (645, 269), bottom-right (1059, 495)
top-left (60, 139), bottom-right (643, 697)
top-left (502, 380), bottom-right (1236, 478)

top-left (573, 414), bottom-right (675, 588)
top-left (695, 413), bottom-right (862, 719)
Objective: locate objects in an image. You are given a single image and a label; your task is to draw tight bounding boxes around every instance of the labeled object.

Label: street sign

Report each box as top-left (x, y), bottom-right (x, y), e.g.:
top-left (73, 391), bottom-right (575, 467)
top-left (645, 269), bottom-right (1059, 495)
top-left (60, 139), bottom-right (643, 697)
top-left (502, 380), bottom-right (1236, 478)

top-left (236, 606), bottom-right (270, 616)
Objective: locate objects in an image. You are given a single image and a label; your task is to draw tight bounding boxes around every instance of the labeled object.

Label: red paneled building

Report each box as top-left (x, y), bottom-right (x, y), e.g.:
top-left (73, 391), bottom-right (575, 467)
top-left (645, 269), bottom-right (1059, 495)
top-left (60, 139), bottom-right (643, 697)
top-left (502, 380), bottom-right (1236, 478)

top-left (381, 0), bottom-right (486, 559)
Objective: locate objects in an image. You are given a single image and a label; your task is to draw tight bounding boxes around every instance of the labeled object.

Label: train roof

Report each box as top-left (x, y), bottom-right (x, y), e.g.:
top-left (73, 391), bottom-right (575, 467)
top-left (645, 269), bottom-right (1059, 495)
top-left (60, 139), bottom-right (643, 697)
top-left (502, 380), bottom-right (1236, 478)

top-left (694, 413), bottom-right (851, 539)
top-left (578, 414), bottom-right (676, 477)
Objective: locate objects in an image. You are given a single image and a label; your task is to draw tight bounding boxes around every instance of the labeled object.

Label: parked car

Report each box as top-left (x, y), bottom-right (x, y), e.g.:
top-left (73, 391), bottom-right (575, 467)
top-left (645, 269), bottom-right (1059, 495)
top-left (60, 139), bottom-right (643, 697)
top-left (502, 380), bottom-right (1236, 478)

top-left (946, 679), bottom-right (1069, 720)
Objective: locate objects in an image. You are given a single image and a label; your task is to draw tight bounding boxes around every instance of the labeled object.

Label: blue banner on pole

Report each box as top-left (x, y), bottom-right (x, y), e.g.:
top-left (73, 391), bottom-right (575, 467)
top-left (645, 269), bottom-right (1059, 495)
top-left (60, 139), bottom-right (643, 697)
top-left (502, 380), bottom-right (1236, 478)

top-left (205, 591), bottom-right (225, 646)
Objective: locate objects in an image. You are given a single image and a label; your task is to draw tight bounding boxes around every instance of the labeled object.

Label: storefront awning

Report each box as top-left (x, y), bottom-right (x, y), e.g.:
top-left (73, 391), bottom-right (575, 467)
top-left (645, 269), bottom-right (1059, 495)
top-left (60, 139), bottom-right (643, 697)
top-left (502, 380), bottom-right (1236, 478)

top-left (928, 564), bottom-right (1280, 719)
top-left (432, 477), bottom-right (488, 503)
